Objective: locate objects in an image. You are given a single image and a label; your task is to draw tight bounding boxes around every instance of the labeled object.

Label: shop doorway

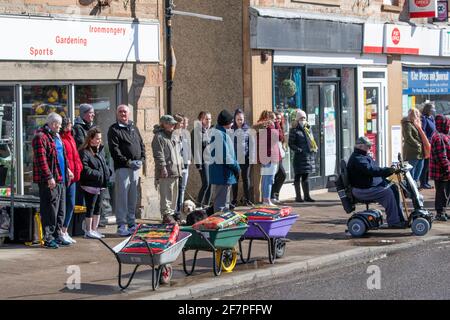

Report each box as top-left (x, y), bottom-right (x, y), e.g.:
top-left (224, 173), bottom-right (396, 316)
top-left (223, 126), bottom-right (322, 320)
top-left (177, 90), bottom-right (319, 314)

top-left (306, 82), bottom-right (339, 189)
top-left (360, 69), bottom-right (388, 167)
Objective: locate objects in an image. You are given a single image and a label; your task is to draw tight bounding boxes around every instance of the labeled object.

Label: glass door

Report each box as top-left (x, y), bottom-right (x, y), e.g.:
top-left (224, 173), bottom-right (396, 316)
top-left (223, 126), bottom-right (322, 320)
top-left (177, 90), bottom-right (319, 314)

top-left (0, 86), bottom-right (17, 195)
top-left (363, 84), bottom-right (383, 165)
top-left (306, 82), bottom-right (339, 189)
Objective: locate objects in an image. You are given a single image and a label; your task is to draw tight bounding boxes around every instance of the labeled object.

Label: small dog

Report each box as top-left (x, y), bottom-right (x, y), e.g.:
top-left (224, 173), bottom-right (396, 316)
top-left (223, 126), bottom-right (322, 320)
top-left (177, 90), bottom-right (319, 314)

top-left (181, 199), bottom-right (214, 226)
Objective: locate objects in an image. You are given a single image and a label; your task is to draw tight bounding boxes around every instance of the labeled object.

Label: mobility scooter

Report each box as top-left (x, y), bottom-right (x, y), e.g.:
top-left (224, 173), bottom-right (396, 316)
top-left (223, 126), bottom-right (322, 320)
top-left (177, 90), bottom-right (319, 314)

top-left (337, 153), bottom-right (433, 237)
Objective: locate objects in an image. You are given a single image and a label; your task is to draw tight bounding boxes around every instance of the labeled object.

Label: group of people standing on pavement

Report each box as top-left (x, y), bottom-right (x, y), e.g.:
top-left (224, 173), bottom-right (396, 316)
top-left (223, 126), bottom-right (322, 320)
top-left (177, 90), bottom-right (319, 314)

top-left (401, 103), bottom-right (450, 221)
top-left (32, 104), bottom-right (145, 248)
top-left (151, 108), bottom-right (319, 223)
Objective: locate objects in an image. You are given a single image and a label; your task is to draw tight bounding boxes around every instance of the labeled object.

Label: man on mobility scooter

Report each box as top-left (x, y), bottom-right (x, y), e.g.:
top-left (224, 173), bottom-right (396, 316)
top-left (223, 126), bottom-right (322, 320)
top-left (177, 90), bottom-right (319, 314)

top-left (338, 136), bottom-right (432, 237)
top-left (347, 136), bottom-right (407, 229)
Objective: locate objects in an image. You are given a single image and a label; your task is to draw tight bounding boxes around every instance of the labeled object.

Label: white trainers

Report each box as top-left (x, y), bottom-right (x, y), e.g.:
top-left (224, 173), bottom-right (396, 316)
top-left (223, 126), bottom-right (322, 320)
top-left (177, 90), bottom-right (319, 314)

top-left (117, 225), bottom-right (131, 237)
top-left (92, 230), bottom-right (105, 238)
top-left (62, 233), bottom-right (76, 244)
top-left (67, 234), bottom-right (77, 244)
top-left (84, 230), bottom-right (101, 239)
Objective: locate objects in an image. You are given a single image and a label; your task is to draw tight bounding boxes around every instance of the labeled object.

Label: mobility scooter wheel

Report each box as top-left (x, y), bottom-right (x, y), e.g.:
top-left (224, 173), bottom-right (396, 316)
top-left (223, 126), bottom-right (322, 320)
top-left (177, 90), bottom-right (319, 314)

top-left (348, 218), bottom-right (367, 237)
top-left (411, 218), bottom-right (430, 236)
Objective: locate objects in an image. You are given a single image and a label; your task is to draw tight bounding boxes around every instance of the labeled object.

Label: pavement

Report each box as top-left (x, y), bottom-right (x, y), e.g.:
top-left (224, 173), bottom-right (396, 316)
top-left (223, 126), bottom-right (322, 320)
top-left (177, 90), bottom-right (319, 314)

top-left (0, 188), bottom-right (449, 300)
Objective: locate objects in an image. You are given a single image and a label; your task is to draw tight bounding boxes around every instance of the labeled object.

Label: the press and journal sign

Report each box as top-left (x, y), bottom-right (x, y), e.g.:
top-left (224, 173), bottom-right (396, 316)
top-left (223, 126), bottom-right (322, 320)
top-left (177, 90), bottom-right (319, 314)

top-left (409, 0), bottom-right (438, 18)
top-left (0, 15), bottom-right (160, 62)
top-left (403, 67), bottom-right (450, 95)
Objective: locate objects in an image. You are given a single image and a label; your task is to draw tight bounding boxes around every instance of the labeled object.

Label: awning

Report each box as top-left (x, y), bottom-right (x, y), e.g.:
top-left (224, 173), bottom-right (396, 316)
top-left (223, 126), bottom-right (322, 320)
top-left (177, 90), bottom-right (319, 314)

top-left (249, 6), bottom-right (363, 54)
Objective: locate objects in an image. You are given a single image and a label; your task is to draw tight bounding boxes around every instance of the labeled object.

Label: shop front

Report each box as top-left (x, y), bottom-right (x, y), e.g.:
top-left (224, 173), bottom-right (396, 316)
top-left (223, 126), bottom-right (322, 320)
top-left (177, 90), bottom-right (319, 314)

top-left (0, 14), bottom-right (162, 219)
top-left (273, 63), bottom-right (359, 189)
top-left (249, 7), bottom-right (391, 189)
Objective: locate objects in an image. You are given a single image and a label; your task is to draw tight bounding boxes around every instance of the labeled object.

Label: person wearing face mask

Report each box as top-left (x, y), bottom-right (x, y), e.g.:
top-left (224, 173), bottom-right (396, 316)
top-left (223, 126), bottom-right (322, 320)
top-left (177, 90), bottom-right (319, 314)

top-left (419, 103), bottom-right (436, 189)
top-left (79, 127), bottom-right (111, 239)
top-left (430, 114), bottom-right (450, 222)
top-left (288, 110), bottom-right (318, 202)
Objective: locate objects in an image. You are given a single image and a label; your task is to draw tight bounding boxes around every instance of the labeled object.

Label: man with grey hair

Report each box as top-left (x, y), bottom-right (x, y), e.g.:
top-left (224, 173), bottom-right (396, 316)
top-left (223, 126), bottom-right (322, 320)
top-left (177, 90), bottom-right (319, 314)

top-left (32, 112), bottom-right (73, 248)
top-left (108, 104), bottom-right (145, 236)
top-left (73, 103), bottom-right (95, 148)
top-left (347, 136), bottom-right (406, 228)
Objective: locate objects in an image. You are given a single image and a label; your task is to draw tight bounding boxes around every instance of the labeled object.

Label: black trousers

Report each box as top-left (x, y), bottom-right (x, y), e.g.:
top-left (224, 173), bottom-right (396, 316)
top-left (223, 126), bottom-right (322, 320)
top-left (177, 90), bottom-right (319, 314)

top-left (39, 183), bottom-right (65, 242)
top-left (419, 158), bottom-right (430, 186)
top-left (434, 180), bottom-right (450, 214)
top-left (232, 163), bottom-right (251, 203)
top-left (197, 163), bottom-right (212, 206)
top-left (271, 162), bottom-right (286, 198)
top-left (84, 189), bottom-right (106, 218)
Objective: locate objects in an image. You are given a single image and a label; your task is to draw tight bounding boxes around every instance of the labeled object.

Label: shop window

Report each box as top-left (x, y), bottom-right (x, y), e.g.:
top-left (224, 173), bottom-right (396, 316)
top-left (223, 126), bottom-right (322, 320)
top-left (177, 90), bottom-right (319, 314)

top-left (75, 84), bottom-right (118, 159)
top-left (307, 68), bottom-right (339, 78)
top-left (273, 66), bottom-right (304, 181)
top-left (22, 85), bottom-right (69, 195)
top-left (0, 87), bottom-right (15, 195)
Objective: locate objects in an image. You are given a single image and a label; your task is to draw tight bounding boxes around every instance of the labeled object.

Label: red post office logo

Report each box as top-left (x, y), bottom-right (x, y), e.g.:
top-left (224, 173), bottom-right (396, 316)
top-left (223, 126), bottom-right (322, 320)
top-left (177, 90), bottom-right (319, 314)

top-left (391, 28), bottom-right (401, 45)
top-left (414, 0), bottom-right (431, 7)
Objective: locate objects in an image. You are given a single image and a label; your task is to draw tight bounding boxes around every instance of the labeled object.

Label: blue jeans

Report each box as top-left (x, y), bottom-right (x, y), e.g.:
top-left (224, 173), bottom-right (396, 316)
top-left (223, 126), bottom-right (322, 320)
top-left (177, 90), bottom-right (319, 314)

top-left (408, 159), bottom-right (424, 181)
top-left (261, 175), bottom-right (274, 200)
top-left (63, 182), bottom-right (76, 228)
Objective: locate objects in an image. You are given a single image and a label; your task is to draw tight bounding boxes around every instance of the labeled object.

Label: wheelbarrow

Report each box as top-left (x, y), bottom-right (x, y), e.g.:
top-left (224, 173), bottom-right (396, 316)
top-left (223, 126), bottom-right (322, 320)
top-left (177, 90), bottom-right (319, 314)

top-left (239, 214), bottom-right (299, 264)
top-left (98, 231), bottom-right (191, 291)
top-left (181, 225), bottom-right (248, 276)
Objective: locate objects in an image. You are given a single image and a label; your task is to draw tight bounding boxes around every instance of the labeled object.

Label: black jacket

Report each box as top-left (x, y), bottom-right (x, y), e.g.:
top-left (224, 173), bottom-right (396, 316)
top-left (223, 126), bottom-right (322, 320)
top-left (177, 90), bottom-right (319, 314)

top-left (107, 121), bottom-right (146, 170)
top-left (347, 148), bottom-right (393, 189)
top-left (79, 145), bottom-right (111, 188)
top-left (72, 117), bottom-right (94, 148)
top-left (288, 124), bottom-right (315, 175)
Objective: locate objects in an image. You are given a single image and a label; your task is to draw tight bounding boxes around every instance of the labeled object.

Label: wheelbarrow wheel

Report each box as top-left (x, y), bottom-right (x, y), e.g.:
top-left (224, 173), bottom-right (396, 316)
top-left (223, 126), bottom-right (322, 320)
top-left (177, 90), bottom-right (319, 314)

top-left (213, 250), bottom-right (222, 276)
top-left (159, 264), bottom-right (173, 285)
top-left (274, 239), bottom-right (286, 259)
top-left (216, 249), bottom-right (237, 273)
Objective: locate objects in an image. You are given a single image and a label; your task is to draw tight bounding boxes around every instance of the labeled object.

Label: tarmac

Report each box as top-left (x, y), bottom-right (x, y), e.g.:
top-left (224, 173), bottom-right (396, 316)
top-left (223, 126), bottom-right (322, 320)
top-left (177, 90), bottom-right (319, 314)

top-left (0, 188), bottom-right (449, 300)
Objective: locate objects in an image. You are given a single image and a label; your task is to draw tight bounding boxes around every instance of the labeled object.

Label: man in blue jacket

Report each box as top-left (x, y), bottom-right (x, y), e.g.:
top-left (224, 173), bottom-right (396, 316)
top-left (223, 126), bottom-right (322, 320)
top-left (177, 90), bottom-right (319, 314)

top-left (208, 110), bottom-right (241, 213)
top-left (347, 137), bottom-right (406, 228)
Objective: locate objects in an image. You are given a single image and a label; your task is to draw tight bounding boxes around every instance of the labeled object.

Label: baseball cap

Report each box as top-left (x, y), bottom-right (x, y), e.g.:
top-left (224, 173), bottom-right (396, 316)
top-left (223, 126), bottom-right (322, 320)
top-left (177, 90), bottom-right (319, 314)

top-left (160, 115), bottom-right (177, 125)
top-left (355, 136), bottom-right (372, 147)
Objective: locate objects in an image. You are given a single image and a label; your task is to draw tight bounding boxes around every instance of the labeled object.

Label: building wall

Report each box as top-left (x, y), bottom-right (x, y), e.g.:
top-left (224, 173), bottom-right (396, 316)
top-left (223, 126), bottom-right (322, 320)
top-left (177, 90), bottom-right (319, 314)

top-left (387, 56), bottom-right (404, 165)
top-left (171, 0), bottom-right (244, 200)
top-left (250, 0), bottom-right (419, 23)
top-left (0, 0), bottom-right (164, 220)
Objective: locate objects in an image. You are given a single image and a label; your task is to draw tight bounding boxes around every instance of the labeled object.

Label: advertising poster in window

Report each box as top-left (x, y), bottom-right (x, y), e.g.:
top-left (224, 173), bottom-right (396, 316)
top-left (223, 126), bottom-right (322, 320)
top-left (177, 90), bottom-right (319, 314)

top-left (324, 107), bottom-right (336, 176)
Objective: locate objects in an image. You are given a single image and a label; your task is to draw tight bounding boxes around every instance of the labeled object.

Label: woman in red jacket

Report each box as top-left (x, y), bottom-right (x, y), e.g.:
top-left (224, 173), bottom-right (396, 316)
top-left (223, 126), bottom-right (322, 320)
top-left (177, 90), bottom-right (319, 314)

top-left (60, 117), bottom-right (83, 243)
